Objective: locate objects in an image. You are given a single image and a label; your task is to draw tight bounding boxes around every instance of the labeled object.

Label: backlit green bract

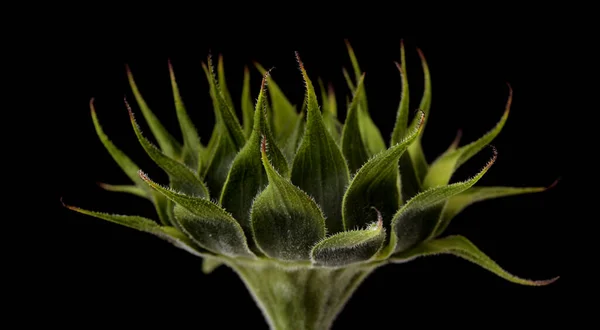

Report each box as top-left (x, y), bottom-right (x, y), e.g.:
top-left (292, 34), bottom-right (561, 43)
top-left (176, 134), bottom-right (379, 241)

top-left (64, 41), bottom-right (558, 330)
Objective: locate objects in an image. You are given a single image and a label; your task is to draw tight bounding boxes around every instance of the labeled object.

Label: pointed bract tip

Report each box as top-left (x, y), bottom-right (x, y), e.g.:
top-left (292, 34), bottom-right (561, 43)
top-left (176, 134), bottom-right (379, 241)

top-left (533, 276), bottom-right (560, 286)
top-left (260, 75), bottom-right (267, 90)
top-left (370, 207), bottom-right (383, 229)
top-left (506, 81), bottom-right (513, 93)
top-left (344, 39), bottom-right (353, 50)
top-left (261, 68), bottom-right (273, 90)
top-left (416, 110), bottom-right (426, 131)
top-left (89, 97), bottom-right (96, 112)
top-left (503, 83), bottom-right (513, 112)
top-left (354, 72), bottom-right (366, 88)
top-left (400, 39), bottom-right (405, 48)
top-left (506, 82), bottom-right (513, 96)
top-left (260, 135), bottom-right (267, 154)
top-left (451, 129), bottom-right (463, 148)
top-left (124, 97), bottom-right (134, 119)
top-left (295, 51), bottom-right (305, 71)
top-left (394, 61), bottom-right (404, 74)
top-left (125, 63), bottom-right (132, 74)
top-left (490, 144), bottom-right (498, 157)
top-left (342, 67), bottom-right (350, 78)
top-left (485, 145), bottom-right (498, 169)
top-left (138, 169), bottom-right (148, 180)
top-left (168, 60), bottom-right (178, 83)
top-left (60, 197), bottom-right (77, 210)
top-left (546, 177), bottom-right (561, 190)
top-left (207, 52), bottom-right (216, 72)
top-left (327, 82), bottom-right (335, 94)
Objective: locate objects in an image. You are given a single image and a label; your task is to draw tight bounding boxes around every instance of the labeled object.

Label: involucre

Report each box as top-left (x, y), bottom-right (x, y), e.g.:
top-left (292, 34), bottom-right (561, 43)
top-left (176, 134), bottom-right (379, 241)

top-left (63, 41), bottom-right (558, 330)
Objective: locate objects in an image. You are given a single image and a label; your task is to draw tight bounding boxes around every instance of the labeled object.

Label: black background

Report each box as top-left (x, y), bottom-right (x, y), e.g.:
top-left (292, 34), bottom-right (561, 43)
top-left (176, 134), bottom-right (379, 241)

top-left (48, 32), bottom-right (566, 327)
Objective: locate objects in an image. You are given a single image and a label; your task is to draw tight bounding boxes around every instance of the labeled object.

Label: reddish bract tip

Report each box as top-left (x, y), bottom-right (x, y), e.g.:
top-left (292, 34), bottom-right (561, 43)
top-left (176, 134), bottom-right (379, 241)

top-left (207, 52), bottom-right (216, 73)
top-left (260, 135), bottom-right (267, 154)
top-left (327, 82), bottom-right (335, 95)
top-left (89, 97), bottom-right (96, 113)
top-left (60, 197), bottom-right (76, 210)
top-left (370, 207), bottom-right (383, 229)
top-left (261, 68), bottom-right (273, 90)
top-left (167, 58), bottom-right (176, 77)
top-left (546, 177), bottom-right (561, 190)
top-left (138, 170), bottom-right (149, 181)
top-left (450, 129), bottom-right (463, 149)
top-left (504, 82), bottom-right (513, 114)
top-left (260, 75), bottom-right (267, 90)
top-left (295, 51), bottom-right (306, 72)
top-left (486, 145), bottom-right (498, 169)
top-left (416, 109), bottom-right (426, 131)
top-left (533, 276), bottom-right (560, 286)
top-left (416, 47), bottom-right (427, 61)
top-left (124, 97), bottom-right (134, 119)
top-left (394, 61), bottom-right (404, 74)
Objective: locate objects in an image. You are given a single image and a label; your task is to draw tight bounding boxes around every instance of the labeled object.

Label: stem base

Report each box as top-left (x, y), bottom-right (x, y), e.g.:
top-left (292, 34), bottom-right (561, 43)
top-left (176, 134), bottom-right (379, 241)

top-left (225, 259), bottom-right (378, 330)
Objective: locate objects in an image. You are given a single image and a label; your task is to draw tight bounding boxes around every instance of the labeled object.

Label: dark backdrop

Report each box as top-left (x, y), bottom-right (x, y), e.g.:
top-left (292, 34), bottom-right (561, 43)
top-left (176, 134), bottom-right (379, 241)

top-left (50, 34), bottom-right (565, 327)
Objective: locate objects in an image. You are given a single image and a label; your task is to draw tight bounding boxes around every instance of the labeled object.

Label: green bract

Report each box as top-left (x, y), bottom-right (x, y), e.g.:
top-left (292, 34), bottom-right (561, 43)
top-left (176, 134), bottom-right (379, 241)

top-left (64, 42), bottom-right (558, 330)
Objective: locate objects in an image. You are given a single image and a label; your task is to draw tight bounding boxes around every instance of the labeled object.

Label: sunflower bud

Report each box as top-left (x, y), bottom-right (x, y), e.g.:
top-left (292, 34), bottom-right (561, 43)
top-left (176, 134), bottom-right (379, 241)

top-left (64, 41), bottom-right (558, 330)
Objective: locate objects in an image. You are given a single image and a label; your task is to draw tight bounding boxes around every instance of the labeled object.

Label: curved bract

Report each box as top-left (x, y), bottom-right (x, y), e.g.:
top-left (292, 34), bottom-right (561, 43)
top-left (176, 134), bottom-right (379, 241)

top-left (64, 41), bottom-right (558, 330)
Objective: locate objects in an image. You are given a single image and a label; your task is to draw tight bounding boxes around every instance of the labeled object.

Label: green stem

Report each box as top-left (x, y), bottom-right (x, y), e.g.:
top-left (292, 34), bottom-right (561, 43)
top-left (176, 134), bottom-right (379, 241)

top-left (225, 259), bottom-right (376, 330)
